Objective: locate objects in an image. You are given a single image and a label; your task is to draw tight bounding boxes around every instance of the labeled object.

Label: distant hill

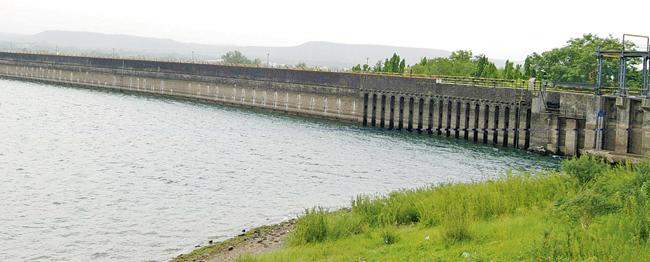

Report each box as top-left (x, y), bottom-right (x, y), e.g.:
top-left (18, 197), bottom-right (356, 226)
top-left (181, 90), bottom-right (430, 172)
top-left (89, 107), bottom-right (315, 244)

top-left (0, 30), bottom-right (509, 68)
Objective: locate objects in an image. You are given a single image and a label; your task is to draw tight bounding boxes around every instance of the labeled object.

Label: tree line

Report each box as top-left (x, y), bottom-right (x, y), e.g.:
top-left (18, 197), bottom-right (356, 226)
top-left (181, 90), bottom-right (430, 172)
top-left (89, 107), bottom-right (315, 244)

top-left (351, 34), bottom-right (645, 87)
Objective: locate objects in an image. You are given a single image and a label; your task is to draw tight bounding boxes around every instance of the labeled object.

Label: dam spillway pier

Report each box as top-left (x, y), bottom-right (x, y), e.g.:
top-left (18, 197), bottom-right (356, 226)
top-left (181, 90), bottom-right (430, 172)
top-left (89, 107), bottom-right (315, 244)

top-left (0, 51), bottom-right (647, 159)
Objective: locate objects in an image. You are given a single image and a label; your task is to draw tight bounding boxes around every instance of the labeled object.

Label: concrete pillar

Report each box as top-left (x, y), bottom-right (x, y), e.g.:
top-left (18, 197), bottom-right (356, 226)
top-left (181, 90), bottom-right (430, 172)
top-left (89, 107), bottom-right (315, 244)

top-left (468, 102), bottom-right (479, 143)
top-left (584, 96), bottom-right (604, 150)
top-left (487, 103), bottom-right (498, 144)
top-left (417, 97), bottom-right (425, 132)
top-left (395, 95), bottom-right (408, 130)
top-left (462, 101), bottom-right (470, 140)
top-left (615, 97), bottom-right (631, 154)
top-left (434, 98), bottom-right (443, 135)
top-left (379, 94), bottom-right (387, 128)
top-left (496, 104), bottom-right (505, 146)
top-left (478, 102), bottom-right (489, 144)
top-left (529, 92), bottom-right (550, 151)
top-left (426, 97), bottom-right (434, 134)
top-left (388, 95), bottom-right (396, 129)
top-left (530, 115), bottom-right (554, 151)
top-left (407, 96), bottom-right (415, 131)
top-left (642, 99), bottom-right (650, 153)
top-left (371, 93), bottom-right (378, 127)
top-left (443, 98), bottom-right (452, 137)
top-left (362, 92), bottom-right (369, 126)
top-left (449, 99), bottom-right (458, 138)
top-left (565, 118), bottom-right (578, 156)
top-left (519, 107), bottom-right (530, 150)
top-left (546, 115), bottom-right (560, 154)
top-left (454, 100), bottom-right (462, 139)
top-left (508, 105), bottom-right (518, 147)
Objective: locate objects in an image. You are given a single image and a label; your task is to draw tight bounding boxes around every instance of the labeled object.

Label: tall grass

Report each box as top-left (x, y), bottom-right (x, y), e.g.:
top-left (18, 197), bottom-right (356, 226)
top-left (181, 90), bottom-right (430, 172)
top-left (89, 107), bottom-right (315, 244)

top-left (533, 156), bottom-right (650, 260)
top-left (290, 168), bottom-right (569, 245)
top-left (280, 156), bottom-right (650, 261)
top-left (288, 208), bottom-right (364, 245)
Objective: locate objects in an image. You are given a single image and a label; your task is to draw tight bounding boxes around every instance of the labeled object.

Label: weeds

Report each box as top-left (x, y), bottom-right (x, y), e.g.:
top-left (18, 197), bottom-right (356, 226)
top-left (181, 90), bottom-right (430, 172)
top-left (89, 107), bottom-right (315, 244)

top-left (288, 207), bottom-right (364, 245)
top-left (561, 155), bottom-right (609, 184)
top-left (278, 156), bottom-right (650, 261)
top-left (380, 228), bottom-right (399, 245)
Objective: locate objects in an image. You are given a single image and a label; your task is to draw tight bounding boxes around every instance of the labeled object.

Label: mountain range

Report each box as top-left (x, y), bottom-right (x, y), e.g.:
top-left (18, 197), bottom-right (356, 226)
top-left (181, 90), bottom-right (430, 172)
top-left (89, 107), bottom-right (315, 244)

top-left (0, 30), bottom-right (509, 68)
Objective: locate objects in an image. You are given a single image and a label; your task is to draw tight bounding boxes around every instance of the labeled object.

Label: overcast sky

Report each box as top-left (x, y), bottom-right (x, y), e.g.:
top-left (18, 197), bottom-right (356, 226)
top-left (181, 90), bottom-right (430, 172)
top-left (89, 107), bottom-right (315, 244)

top-left (0, 0), bottom-right (648, 60)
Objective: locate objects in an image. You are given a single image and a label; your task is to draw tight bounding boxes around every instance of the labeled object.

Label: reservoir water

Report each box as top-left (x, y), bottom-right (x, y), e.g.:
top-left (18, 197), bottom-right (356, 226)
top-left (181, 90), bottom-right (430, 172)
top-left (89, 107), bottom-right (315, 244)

top-left (0, 79), bottom-right (559, 261)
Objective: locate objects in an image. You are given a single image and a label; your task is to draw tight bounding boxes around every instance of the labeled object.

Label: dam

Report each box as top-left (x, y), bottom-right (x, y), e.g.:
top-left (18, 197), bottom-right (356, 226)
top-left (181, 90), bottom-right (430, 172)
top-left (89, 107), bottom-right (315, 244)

top-left (0, 51), bottom-right (647, 159)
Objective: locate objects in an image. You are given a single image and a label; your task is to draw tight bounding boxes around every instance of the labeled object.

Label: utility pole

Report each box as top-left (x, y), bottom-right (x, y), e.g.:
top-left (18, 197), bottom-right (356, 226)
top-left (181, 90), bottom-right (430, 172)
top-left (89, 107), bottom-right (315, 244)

top-left (266, 53), bottom-right (270, 67)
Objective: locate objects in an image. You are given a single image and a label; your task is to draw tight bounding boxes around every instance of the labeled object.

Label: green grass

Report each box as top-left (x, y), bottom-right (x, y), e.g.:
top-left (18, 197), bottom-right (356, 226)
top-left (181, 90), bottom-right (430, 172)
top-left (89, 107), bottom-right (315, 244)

top-left (237, 156), bottom-right (650, 261)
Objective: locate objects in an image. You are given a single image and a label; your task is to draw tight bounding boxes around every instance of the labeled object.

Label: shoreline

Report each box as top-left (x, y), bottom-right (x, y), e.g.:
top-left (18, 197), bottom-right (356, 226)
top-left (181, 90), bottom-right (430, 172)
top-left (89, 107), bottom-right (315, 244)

top-left (172, 219), bottom-right (296, 262)
top-left (173, 156), bottom-right (650, 261)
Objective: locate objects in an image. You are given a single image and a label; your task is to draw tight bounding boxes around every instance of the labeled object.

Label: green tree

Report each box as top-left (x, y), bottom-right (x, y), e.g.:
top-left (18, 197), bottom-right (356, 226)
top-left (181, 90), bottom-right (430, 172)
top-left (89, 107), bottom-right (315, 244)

top-left (514, 64), bottom-right (523, 79)
top-left (352, 63), bottom-right (371, 72)
top-left (221, 50), bottom-right (261, 65)
top-left (348, 34), bottom-right (641, 88)
top-left (411, 51), bottom-right (505, 78)
top-left (295, 62), bottom-right (309, 70)
top-left (379, 53), bottom-right (406, 73)
top-left (523, 34), bottom-right (640, 87)
top-left (474, 55), bottom-right (498, 78)
top-left (373, 60), bottom-right (383, 72)
top-left (502, 60), bottom-right (516, 79)
top-left (399, 59), bottom-right (406, 73)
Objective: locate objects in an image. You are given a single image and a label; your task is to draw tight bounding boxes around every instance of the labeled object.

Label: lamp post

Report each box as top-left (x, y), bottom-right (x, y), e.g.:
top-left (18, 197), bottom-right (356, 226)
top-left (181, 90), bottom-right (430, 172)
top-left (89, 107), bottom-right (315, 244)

top-left (266, 53), bottom-right (270, 67)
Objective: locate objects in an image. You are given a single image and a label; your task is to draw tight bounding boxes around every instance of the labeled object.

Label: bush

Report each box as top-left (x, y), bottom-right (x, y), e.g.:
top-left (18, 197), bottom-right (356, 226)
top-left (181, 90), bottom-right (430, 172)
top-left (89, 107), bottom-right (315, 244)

top-left (555, 188), bottom-right (619, 227)
top-left (561, 155), bottom-right (609, 184)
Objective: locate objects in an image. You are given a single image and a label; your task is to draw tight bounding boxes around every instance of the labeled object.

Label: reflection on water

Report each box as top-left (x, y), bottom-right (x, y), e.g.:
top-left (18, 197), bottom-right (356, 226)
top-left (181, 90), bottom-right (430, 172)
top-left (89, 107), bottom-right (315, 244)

top-left (0, 79), bottom-right (558, 261)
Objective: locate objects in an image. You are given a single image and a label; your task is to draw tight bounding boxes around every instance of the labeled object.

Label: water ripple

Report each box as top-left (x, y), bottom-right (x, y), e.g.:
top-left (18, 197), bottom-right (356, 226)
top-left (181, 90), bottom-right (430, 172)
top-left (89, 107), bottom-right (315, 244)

top-left (0, 79), bottom-right (559, 261)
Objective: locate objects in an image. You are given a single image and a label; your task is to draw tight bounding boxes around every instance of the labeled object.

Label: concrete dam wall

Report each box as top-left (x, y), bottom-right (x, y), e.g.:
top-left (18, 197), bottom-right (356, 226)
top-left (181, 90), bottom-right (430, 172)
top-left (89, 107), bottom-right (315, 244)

top-left (0, 52), bottom-right (647, 159)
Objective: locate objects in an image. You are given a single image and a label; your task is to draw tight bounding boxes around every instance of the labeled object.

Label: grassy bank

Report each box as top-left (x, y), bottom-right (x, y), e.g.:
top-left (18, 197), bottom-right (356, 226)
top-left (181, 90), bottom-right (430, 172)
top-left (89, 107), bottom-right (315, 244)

top-left (232, 156), bottom-right (650, 261)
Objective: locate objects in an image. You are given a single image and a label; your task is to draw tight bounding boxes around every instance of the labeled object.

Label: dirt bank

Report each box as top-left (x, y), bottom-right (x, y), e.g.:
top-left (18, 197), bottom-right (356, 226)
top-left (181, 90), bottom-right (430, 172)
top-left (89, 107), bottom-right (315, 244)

top-left (172, 219), bottom-right (295, 262)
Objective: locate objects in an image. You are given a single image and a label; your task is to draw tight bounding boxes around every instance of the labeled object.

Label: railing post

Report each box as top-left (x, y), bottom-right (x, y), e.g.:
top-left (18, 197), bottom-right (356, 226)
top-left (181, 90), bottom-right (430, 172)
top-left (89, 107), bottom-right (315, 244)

top-left (643, 56), bottom-right (649, 97)
top-left (619, 56), bottom-right (627, 96)
top-left (596, 55), bottom-right (603, 96)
